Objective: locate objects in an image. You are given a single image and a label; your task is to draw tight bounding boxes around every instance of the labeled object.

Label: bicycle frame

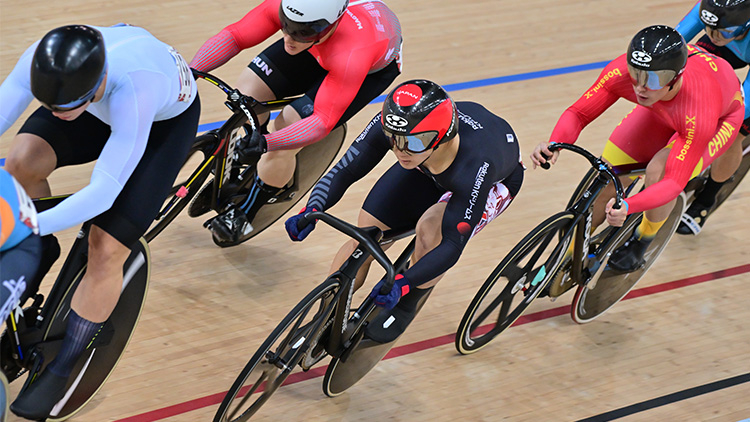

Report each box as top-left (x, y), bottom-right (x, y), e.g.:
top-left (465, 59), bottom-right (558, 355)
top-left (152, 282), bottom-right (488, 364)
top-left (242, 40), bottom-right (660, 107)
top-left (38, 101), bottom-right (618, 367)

top-left (298, 211), bottom-right (414, 361)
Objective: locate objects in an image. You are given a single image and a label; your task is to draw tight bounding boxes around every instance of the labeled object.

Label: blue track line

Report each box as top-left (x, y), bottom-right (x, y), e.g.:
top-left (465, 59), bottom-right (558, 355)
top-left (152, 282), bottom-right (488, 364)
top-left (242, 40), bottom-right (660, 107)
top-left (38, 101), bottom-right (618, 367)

top-left (0, 59), bottom-right (609, 166)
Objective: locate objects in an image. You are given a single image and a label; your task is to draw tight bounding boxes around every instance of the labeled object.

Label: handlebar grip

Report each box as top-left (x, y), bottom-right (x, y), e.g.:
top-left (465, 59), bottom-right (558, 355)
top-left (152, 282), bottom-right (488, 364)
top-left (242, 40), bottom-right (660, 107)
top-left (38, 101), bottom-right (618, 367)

top-left (297, 213), bottom-right (312, 231)
top-left (540, 152), bottom-right (552, 170)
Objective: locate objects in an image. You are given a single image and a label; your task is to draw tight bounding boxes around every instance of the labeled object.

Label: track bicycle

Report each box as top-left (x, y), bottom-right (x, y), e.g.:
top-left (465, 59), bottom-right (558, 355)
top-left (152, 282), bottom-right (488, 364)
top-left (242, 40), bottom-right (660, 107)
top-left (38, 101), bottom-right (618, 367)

top-left (455, 142), bottom-right (688, 354)
top-left (214, 211), bottom-right (423, 422)
top-left (0, 195), bottom-right (150, 420)
top-left (144, 71), bottom-right (346, 244)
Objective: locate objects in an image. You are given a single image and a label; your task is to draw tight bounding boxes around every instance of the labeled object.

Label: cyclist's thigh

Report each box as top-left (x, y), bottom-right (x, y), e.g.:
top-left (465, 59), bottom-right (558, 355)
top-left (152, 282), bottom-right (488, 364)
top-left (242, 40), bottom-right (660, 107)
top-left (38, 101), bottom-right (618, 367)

top-left (16, 107), bottom-right (110, 168)
top-left (603, 105), bottom-right (674, 165)
top-left (362, 163), bottom-right (444, 231)
top-left (90, 97), bottom-right (201, 247)
top-left (246, 38), bottom-right (325, 100)
top-left (298, 59), bottom-right (402, 126)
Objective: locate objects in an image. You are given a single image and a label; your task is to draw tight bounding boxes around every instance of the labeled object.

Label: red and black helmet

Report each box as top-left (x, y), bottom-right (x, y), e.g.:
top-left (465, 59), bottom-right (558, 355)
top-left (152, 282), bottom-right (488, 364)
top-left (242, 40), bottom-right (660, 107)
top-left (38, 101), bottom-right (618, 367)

top-left (381, 79), bottom-right (458, 153)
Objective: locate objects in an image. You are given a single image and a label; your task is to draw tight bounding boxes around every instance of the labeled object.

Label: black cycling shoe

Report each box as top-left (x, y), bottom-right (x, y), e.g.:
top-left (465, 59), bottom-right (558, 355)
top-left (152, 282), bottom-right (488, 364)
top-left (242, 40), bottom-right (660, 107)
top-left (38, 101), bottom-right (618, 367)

top-left (676, 201), bottom-right (711, 235)
top-left (209, 206), bottom-right (254, 248)
top-left (10, 369), bottom-right (68, 420)
top-left (365, 288), bottom-right (432, 344)
top-left (608, 233), bottom-right (651, 273)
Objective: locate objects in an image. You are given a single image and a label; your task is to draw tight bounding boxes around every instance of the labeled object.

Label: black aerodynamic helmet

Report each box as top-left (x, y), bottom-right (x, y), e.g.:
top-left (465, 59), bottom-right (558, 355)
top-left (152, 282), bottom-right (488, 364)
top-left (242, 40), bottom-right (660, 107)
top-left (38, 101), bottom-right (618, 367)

top-left (626, 25), bottom-right (688, 90)
top-left (381, 79), bottom-right (458, 153)
top-left (700, 0), bottom-right (750, 38)
top-left (30, 25), bottom-right (107, 111)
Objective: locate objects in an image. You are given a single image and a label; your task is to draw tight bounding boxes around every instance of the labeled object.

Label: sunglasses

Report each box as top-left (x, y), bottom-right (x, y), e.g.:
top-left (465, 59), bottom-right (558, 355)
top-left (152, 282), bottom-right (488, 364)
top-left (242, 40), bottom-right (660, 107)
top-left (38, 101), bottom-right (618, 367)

top-left (383, 128), bottom-right (438, 153)
top-left (714, 24), bottom-right (746, 39)
top-left (627, 65), bottom-right (677, 91)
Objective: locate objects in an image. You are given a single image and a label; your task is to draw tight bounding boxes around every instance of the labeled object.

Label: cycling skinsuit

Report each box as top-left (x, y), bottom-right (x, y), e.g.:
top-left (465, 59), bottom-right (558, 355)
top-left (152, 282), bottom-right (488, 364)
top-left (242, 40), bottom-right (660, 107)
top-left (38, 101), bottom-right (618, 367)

top-left (305, 102), bottom-right (525, 286)
top-left (190, 0), bottom-right (402, 150)
top-left (550, 48), bottom-right (744, 215)
top-left (0, 25), bottom-right (200, 246)
top-left (676, 1), bottom-right (750, 134)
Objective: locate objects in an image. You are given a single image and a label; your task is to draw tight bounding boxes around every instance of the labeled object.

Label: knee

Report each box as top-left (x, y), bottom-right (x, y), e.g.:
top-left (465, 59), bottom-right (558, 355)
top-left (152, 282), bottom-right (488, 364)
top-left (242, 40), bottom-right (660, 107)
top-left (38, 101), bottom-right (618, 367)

top-left (5, 135), bottom-right (56, 183)
top-left (415, 214), bottom-right (442, 252)
top-left (644, 159), bottom-right (665, 184)
top-left (87, 227), bottom-right (130, 269)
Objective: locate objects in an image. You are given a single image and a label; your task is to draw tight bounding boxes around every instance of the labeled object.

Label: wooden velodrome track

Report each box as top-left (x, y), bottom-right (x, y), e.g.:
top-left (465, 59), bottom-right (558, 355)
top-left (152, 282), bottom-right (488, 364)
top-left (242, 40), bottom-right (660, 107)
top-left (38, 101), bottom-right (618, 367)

top-left (1, 0), bottom-right (749, 420)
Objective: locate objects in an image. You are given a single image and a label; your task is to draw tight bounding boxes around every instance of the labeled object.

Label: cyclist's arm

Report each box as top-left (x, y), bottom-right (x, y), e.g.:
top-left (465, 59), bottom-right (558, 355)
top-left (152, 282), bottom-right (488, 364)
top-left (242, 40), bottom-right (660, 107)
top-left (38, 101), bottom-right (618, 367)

top-left (0, 45), bottom-right (37, 136)
top-left (37, 72), bottom-right (161, 235)
top-left (675, 2), bottom-right (703, 42)
top-left (189, 0), bottom-right (281, 72)
top-left (549, 58), bottom-right (631, 144)
top-left (305, 113), bottom-right (389, 212)
top-left (264, 49), bottom-right (374, 150)
top-left (402, 162), bottom-right (496, 286)
top-left (625, 119), bottom-right (722, 214)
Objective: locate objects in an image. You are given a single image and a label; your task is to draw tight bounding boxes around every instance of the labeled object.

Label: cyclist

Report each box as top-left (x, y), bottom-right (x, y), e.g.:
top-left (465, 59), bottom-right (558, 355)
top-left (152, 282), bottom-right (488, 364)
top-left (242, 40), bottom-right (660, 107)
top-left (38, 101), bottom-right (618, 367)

top-left (189, 0), bottom-right (402, 247)
top-left (285, 80), bottom-right (524, 342)
top-left (674, 0), bottom-right (750, 234)
top-left (0, 24), bottom-right (200, 419)
top-left (530, 25), bottom-right (744, 273)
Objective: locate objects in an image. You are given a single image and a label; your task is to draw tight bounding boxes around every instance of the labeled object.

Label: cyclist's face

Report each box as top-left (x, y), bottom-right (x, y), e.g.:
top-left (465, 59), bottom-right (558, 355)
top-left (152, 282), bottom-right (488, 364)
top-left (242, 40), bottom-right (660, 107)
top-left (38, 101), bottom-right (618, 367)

top-left (632, 82), bottom-right (672, 106)
top-left (391, 145), bottom-right (432, 169)
top-left (50, 100), bottom-right (90, 121)
top-left (706, 27), bottom-right (736, 46)
top-left (281, 32), bottom-right (314, 55)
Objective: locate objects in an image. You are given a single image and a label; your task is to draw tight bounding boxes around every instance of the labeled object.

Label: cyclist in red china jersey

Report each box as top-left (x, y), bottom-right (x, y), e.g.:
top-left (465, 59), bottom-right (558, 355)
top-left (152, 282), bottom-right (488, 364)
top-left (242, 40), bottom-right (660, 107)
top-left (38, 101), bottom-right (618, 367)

top-left (189, 0), bottom-right (403, 246)
top-left (530, 25), bottom-right (744, 272)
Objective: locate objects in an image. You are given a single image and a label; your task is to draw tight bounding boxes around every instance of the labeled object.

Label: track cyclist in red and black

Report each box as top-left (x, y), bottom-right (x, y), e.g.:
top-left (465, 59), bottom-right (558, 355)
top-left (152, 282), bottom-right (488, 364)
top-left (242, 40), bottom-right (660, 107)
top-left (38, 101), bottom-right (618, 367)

top-left (675, 0), bottom-right (750, 234)
top-left (285, 80), bottom-right (525, 342)
top-left (189, 0), bottom-right (403, 246)
top-left (530, 25), bottom-right (744, 272)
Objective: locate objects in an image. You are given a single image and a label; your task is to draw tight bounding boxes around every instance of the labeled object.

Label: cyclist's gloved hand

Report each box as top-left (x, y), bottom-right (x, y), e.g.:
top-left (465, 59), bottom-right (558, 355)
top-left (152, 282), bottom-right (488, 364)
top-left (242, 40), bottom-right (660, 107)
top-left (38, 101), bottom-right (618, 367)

top-left (284, 206), bottom-right (317, 242)
top-left (370, 274), bottom-right (411, 310)
top-left (236, 129), bottom-right (267, 165)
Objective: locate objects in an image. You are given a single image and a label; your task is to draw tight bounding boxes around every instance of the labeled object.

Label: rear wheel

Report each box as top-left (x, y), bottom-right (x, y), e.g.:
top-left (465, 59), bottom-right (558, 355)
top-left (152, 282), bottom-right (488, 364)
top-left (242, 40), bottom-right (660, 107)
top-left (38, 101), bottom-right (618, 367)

top-left (214, 279), bottom-right (340, 422)
top-left (571, 192), bottom-right (686, 323)
top-left (455, 212), bottom-right (575, 355)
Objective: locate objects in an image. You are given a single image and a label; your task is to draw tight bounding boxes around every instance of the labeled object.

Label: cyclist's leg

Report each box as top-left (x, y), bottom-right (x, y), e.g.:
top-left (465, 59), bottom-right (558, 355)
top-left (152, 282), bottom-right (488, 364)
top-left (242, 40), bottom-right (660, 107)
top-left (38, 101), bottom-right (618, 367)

top-left (11, 97), bottom-right (200, 419)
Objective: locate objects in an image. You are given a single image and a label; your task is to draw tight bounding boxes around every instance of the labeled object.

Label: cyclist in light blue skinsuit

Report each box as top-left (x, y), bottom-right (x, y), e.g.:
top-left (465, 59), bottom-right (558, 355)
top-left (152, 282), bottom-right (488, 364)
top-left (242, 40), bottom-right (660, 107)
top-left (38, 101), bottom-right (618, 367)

top-left (675, 0), bottom-right (750, 234)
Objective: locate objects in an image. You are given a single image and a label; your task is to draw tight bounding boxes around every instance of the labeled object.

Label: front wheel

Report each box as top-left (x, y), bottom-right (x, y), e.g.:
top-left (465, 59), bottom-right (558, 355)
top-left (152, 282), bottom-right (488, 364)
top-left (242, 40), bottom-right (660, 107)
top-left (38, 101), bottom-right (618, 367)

top-left (455, 212), bottom-right (575, 355)
top-left (571, 192), bottom-right (686, 323)
top-left (214, 278), bottom-right (340, 422)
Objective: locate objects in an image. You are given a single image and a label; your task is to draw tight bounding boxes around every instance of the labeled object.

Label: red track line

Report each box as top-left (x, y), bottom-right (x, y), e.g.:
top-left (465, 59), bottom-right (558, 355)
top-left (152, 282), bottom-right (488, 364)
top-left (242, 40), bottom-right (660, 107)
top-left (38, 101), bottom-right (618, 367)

top-left (115, 263), bottom-right (750, 422)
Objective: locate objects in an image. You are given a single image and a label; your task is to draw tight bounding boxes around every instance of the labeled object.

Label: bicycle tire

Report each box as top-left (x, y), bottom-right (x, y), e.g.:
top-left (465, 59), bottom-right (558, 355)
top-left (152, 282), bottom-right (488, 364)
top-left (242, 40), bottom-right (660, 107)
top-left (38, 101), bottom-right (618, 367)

top-left (39, 238), bottom-right (150, 421)
top-left (144, 133), bottom-right (218, 242)
top-left (571, 192), bottom-right (686, 323)
top-left (214, 278), bottom-right (340, 422)
top-left (455, 212), bottom-right (575, 355)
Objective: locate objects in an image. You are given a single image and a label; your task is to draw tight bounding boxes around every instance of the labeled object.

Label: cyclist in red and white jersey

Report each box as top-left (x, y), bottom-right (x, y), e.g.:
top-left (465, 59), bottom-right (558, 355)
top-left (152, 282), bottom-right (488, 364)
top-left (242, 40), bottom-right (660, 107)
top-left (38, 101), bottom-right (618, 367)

top-left (190, 0), bottom-right (403, 246)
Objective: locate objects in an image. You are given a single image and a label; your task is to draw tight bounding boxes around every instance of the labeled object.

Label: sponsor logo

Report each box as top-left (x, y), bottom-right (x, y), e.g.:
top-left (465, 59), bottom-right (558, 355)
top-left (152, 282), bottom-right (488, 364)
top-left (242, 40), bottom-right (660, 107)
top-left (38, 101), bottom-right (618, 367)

top-left (457, 111), bottom-right (483, 130)
top-left (687, 45), bottom-right (719, 72)
top-left (252, 57), bottom-right (273, 76)
top-left (393, 84), bottom-right (422, 107)
top-left (464, 162), bottom-right (489, 220)
top-left (676, 115), bottom-right (697, 161)
top-left (701, 10), bottom-right (719, 25)
top-left (631, 50), bottom-right (652, 65)
top-left (708, 121), bottom-right (736, 157)
top-left (506, 133), bottom-right (514, 143)
top-left (346, 10), bottom-right (363, 30)
top-left (457, 221), bottom-right (471, 235)
top-left (285, 5), bottom-right (303, 16)
top-left (585, 68), bottom-right (622, 99)
top-left (385, 114), bottom-right (409, 128)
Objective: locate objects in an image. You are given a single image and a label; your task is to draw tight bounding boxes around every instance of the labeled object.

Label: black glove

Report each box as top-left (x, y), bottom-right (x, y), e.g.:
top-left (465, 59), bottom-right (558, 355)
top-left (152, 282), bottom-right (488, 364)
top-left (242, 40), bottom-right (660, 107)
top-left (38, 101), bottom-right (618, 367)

top-left (236, 129), bottom-right (267, 165)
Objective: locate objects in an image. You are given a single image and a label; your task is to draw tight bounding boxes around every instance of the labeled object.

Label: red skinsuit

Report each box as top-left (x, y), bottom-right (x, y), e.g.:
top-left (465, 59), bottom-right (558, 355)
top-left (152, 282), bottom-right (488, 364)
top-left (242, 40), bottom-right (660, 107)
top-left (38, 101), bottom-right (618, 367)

top-left (190, 0), bottom-right (401, 151)
top-left (550, 45), bottom-right (743, 214)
